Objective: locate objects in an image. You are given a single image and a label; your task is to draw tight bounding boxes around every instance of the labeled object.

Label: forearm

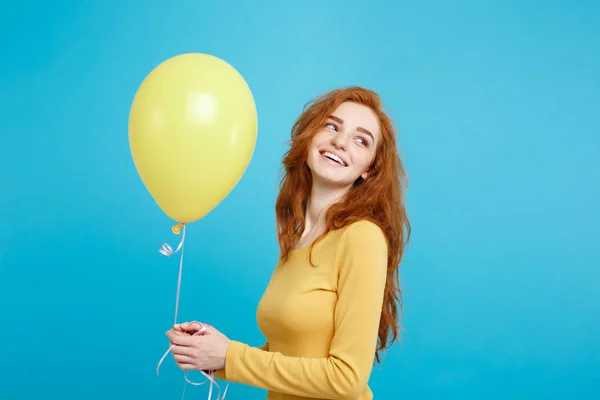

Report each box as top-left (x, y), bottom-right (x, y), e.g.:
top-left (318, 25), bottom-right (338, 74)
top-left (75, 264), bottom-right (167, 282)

top-left (222, 341), bottom-right (371, 399)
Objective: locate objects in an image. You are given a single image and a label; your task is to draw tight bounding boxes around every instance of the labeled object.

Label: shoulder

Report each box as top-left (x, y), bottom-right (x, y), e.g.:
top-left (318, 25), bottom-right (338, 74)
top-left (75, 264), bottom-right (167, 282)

top-left (335, 220), bottom-right (388, 263)
top-left (340, 220), bottom-right (387, 248)
top-left (333, 220), bottom-right (389, 282)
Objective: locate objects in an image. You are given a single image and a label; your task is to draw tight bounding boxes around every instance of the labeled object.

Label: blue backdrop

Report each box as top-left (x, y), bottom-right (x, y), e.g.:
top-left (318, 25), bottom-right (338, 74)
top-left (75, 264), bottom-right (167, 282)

top-left (1, 1), bottom-right (598, 399)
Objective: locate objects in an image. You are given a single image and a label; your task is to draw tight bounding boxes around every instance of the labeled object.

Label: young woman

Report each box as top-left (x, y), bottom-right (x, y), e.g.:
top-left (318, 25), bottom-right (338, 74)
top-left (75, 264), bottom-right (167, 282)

top-left (166, 86), bottom-right (411, 399)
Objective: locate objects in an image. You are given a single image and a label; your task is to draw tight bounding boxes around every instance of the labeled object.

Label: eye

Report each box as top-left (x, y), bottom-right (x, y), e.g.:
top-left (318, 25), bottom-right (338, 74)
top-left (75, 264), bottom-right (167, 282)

top-left (325, 122), bottom-right (338, 131)
top-left (355, 137), bottom-right (369, 147)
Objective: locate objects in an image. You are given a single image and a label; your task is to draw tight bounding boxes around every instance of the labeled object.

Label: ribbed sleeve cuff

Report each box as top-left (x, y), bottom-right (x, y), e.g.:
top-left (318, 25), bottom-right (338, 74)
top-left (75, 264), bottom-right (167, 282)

top-left (214, 340), bottom-right (244, 382)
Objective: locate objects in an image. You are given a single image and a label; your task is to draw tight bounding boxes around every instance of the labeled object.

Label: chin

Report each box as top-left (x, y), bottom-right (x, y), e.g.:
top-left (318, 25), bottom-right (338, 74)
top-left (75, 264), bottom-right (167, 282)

top-left (311, 171), bottom-right (354, 188)
top-left (308, 154), bottom-right (357, 187)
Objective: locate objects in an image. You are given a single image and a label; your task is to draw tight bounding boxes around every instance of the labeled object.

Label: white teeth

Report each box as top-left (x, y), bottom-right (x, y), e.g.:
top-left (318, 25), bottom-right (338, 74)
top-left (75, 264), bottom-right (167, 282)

top-left (322, 151), bottom-right (347, 166)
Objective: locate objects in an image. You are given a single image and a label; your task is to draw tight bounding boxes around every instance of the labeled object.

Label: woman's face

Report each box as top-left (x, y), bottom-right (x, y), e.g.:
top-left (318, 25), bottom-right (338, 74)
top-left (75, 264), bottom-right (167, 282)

top-left (306, 101), bottom-right (381, 189)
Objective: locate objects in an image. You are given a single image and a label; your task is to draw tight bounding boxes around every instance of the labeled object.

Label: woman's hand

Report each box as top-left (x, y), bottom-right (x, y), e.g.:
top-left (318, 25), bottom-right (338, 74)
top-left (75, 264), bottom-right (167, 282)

top-left (166, 322), bottom-right (232, 371)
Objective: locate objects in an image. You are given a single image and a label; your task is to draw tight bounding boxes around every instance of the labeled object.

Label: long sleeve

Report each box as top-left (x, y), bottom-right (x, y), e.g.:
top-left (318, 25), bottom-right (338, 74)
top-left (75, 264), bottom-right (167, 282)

top-left (218, 221), bottom-right (388, 399)
top-left (213, 342), bottom-right (268, 380)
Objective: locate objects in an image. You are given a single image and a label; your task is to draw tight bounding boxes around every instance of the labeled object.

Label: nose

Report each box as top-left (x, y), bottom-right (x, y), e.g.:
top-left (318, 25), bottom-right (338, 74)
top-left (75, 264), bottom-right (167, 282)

top-left (331, 131), bottom-right (348, 150)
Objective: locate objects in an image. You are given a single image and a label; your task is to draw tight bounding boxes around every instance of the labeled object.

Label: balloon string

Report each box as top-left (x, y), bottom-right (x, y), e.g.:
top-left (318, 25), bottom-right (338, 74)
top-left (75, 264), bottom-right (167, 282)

top-left (158, 223), bottom-right (186, 324)
top-left (156, 223), bottom-right (229, 400)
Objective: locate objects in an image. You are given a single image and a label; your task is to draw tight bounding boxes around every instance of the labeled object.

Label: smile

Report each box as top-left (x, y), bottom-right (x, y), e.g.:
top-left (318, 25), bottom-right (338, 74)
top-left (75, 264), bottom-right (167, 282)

top-left (320, 150), bottom-right (348, 167)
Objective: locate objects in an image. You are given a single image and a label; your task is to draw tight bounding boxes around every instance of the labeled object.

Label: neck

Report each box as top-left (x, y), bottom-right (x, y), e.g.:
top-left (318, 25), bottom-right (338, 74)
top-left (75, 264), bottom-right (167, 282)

top-left (303, 180), bottom-right (350, 237)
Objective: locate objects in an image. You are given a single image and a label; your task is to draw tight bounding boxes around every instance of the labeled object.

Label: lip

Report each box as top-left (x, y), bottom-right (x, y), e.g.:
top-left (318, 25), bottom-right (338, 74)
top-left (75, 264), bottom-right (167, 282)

top-left (320, 149), bottom-right (349, 167)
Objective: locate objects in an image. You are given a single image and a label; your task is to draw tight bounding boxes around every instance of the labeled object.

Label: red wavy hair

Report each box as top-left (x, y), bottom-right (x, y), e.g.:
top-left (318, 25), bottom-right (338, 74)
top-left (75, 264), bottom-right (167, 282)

top-left (275, 86), bottom-right (411, 363)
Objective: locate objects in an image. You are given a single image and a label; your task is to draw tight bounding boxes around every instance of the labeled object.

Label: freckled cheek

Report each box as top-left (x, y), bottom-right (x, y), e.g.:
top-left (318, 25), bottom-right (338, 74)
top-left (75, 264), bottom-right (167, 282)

top-left (351, 155), bottom-right (371, 171)
top-left (306, 153), bottom-right (318, 170)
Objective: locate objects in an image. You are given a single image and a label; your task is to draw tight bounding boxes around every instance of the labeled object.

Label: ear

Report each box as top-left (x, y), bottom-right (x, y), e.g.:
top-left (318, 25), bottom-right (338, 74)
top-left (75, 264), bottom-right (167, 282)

top-left (362, 159), bottom-right (375, 180)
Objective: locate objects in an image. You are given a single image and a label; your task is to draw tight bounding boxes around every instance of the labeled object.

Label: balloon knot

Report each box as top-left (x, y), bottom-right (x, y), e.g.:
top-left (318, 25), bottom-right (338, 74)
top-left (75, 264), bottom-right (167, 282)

top-left (172, 223), bottom-right (185, 235)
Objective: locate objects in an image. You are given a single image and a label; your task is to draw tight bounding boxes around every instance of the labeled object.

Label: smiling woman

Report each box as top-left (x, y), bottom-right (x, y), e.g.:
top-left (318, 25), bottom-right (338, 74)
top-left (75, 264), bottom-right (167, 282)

top-left (306, 101), bottom-right (380, 192)
top-left (166, 86), bottom-right (411, 400)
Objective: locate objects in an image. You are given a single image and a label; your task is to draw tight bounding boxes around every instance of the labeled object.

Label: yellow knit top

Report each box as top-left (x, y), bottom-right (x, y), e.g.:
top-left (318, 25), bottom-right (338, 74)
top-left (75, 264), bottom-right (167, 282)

top-left (215, 220), bottom-right (388, 399)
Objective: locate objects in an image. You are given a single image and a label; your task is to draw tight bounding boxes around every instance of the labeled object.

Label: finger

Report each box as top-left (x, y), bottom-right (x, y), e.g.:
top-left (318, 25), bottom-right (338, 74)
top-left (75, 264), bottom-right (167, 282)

top-left (167, 331), bottom-right (195, 344)
top-left (181, 322), bottom-right (203, 333)
top-left (179, 322), bottom-right (191, 331)
top-left (173, 323), bottom-right (195, 332)
top-left (203, 325), bottom-right (216, 334)
top-left (170, 344), bottom-right (196, 357)
top-left (197, 325), bottom-right (216, 337)
top-left (173, 322), bottom-right (196, 332)
top-left (171, 329), bottom-right (201, 338)
top-left (168, 330), bottom-right (188, 336)
top-left (175, 362), bottom-right (196, 371)
top-left (172, 353), bottom-right (195, 364)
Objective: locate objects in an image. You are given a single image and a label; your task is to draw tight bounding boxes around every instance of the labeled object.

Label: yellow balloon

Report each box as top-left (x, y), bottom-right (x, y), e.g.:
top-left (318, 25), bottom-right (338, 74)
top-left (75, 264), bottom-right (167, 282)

top-left (128, 53), bottom-right (258, 224)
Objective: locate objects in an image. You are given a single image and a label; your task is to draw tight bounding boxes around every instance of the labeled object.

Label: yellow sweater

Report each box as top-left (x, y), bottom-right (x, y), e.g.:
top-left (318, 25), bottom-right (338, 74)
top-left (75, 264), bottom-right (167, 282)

top-left (215, 220), bottom-right (388, 399)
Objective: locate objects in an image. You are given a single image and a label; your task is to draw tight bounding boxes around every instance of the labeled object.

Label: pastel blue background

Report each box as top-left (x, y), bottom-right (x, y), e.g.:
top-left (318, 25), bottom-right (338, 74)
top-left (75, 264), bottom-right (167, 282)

top-left (1, 1), bottom-right (598, 399)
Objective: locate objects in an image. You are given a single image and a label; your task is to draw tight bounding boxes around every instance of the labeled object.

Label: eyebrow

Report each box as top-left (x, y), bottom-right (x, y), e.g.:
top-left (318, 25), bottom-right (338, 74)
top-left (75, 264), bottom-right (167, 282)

top-left (328, 115), bottom-right (375, 142)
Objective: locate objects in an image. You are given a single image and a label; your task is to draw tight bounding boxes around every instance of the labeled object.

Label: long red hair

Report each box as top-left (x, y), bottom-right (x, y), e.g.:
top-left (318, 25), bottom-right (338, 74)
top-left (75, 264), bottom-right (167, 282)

top-left (275, 86), bottom-right (411, 363)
